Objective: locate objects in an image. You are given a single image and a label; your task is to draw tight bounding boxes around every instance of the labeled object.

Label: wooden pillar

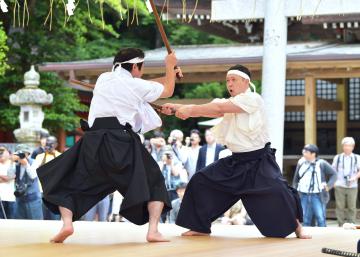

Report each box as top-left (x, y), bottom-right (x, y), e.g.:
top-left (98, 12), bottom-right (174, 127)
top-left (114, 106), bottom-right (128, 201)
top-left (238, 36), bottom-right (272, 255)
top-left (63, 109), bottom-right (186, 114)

top-left (336, 79), bottom-right (348, 153)
top-left (57, 128), bottom-right (66, 152)
top-left (304, 76), bottom-right (317, 145)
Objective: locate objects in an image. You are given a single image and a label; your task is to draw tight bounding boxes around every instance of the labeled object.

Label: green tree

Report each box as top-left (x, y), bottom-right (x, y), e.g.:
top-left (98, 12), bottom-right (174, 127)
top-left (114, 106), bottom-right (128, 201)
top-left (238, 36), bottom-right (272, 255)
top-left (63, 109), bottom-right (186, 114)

top-left (0, 22), bottom-right (9, 76)
top-left (0, 0), bottom-right (147, 133)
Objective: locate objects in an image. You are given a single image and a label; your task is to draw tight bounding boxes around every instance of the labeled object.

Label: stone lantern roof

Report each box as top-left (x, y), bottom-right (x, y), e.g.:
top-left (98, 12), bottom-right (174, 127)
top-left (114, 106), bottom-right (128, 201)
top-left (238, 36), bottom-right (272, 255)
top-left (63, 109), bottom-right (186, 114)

top-left (10, 65), bottom-right (53, 106)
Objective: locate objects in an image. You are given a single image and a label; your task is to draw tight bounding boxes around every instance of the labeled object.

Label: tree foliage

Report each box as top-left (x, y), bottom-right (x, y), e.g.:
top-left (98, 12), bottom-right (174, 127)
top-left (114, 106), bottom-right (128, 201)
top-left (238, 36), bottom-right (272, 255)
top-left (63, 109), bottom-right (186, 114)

top-left (0, 0), bottom-right (241, 137)
top-left (0, 22), bottom-right (8, 76)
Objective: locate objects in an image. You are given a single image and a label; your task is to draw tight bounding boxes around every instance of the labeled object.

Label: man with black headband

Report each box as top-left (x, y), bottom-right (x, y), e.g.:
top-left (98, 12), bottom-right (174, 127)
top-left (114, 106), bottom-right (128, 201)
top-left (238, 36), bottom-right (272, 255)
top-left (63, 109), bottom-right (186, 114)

top-left (37, 48), bottom-right (182, 243)
top-left (162, 64), bottom-right (311, 239)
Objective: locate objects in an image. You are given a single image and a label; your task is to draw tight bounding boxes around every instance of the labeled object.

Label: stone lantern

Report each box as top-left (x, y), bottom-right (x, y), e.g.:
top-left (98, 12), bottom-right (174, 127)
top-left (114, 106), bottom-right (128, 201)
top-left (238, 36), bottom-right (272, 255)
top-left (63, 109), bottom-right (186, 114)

top-left (9, 65), bottom-right (53, 148)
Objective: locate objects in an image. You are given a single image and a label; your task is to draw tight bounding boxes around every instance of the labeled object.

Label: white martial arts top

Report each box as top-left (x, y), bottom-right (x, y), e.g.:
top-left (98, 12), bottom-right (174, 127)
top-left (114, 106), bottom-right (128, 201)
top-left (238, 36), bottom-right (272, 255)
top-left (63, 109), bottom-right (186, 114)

top-left (211, 89), bottom-right (270, 153)
top-left (88, 68), bottom-right (164, 133)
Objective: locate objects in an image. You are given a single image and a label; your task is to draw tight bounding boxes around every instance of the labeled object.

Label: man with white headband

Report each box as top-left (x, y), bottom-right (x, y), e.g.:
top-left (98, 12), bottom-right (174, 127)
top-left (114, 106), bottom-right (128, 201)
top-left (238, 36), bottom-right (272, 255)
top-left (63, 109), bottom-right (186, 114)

top-left (162, 64), bottom-right (311, 239)
top-left (38, 48), bottom-right (183, 243)
top-left (332, 137), bottom-right (360, 226)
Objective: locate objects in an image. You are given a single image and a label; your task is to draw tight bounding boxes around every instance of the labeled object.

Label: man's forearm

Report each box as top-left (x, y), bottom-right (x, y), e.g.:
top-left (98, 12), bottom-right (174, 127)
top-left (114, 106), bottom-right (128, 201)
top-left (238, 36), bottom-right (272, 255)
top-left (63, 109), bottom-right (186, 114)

top-left (190, 103), bottom-right (223, 118)
top-left (163, 66), bottom-right (176, 96)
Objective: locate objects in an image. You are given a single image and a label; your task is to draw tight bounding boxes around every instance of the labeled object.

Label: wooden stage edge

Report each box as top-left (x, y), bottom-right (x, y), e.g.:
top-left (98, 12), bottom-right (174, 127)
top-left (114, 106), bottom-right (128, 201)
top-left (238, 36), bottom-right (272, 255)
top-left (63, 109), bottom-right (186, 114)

top-left (0, 220), bottom-right (359, 257)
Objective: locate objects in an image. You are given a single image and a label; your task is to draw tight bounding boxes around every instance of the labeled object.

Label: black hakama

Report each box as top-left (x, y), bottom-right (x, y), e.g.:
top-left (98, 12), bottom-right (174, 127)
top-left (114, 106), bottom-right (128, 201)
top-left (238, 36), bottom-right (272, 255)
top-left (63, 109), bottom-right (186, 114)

top-left (37, 117), bottom-right (171, 224)
top-left (176, 143), bottom-right (303, 238)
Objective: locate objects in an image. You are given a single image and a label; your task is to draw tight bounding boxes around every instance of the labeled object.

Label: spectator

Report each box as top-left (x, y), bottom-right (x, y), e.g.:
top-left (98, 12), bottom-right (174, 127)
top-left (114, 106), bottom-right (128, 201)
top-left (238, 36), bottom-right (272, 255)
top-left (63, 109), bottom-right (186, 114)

top-left (31, 136), bottom-right (61, 220)
top-left (31, 132), bottom-right (48, 160)
top-left (158, 150), bottom-right (185, 202)
top-left (11, 144), bottom-right (43, 220)
top-left (83, 195), bottom-right (110, 222)
top-left (169, 182), bottom-right (187, 223)
top-left (0, 146), bottom-right (16, 219)
top-left (184, 129), bottom-right (201, 179)
top-left (168, 129), bottom-right (188, 165)
top-left (150, 131), bottom-right (166, 162)
top-left (221, 200), bottom-right (252, 225)
top-left (196, 129), bottom-right (224, 172)
top-left (293, 144), bottom-right (337, 227)
top-left (109, 191), bottom-right (124, 222)
top-left (332, 137), bottom-right (360, 226)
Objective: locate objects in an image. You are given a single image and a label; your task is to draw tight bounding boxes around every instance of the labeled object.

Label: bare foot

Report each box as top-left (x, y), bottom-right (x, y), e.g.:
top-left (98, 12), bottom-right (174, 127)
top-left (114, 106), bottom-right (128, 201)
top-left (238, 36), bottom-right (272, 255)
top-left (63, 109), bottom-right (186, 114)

top-left (146, 231), bottom-right (170, 243)
top-left (181, 230), bottom-right (210, 237)
top-left (295, 223), bottom-right (312, 239)
top-left (50, 225), bottom-right (74, 243)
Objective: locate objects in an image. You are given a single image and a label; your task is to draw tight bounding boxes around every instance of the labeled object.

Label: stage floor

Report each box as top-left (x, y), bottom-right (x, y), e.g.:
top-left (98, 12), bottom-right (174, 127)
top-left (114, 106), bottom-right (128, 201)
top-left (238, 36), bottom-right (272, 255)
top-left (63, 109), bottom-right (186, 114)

top-left (0, 220), bottom-right (359, 257)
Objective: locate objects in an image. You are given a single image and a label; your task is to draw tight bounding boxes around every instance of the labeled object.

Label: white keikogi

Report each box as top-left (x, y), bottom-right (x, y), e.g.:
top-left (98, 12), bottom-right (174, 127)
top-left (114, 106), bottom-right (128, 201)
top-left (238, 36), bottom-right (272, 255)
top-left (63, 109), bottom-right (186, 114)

top-left (211, 69), bottom-right (270, 153)
top-left (88, 57), bottom-right (163, 133)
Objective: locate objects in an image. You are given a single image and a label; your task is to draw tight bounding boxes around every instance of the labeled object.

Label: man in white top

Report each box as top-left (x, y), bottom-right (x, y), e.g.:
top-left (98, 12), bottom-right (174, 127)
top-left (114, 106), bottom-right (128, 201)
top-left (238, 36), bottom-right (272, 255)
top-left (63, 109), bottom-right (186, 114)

top-left (196, 129), bottom-right (224, 172)
top-left (162, 64), bottom-right (310, 239)
top-left (0, 146), bottom-right (16, 219)
top-left (184, 129), bottom-right (201, 179)
top-left (37, 48), bottom-right (182, 243)
top-left (332, 137), bottom-right (360, 226)
top-left (292, 144), bottom-right (337, 227)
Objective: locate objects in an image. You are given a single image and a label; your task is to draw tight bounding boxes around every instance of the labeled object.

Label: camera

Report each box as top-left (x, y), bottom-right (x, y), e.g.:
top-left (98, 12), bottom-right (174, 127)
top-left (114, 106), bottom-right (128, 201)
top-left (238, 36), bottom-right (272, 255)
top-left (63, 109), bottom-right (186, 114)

top-left (165, 153), bottom-right (172, 160)
top-left (14, 182), bottom-right (28, 197)
top-left (344, 175), bottom-right (351, 186)
top-left (169, 137), bottom-right (176, 145)
top-left (14, 151), bottom-right (26, 159)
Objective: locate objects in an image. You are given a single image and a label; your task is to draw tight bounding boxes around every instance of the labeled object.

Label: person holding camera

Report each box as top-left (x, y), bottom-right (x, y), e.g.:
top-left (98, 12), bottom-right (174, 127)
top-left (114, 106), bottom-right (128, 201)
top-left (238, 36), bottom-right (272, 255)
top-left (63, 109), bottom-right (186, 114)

top-left (332, 137), bottom-right (360, 226)
top-left (150, 131), bottom-right (166, 162)
top-left (293, 144), bottom-right (337, 227)
top-left (158, 150), bottom-right (185, 202)
top-left (10, 144), bottom-right (43, 220)
top-left (168, 129), bottom-right (188, 165)
top-left (158, 149), bottom-right (186, 223)
top-left (30, 136), bottom-right (61, 220)
top-left (0, 146), bottom-right (16, 219)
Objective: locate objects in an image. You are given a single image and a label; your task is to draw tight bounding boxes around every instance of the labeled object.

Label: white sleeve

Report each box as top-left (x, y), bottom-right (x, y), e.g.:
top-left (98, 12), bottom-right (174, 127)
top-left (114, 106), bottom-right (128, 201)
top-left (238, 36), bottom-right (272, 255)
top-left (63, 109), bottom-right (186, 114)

top-left (134, 79), bottom-right (164, 103)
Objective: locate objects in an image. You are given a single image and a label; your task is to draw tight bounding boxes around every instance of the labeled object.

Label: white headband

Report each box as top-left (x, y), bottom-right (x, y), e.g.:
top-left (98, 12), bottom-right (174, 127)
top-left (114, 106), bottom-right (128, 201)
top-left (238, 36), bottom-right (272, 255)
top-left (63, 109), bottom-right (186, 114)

top-left (112, 57), bottom-right (145, 71)
top-left (227, 69), bottom-right (256, 92)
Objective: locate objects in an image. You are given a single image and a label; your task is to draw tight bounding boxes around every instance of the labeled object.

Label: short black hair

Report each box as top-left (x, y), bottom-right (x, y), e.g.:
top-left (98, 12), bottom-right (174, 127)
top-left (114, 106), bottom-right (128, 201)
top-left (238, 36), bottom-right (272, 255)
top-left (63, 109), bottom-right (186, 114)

top-left (190, 129), bottom-right (200, 137)
top-left (113, 48), bottom-right (145, 73)
top-left (228, 64), bottom-right (251, 79)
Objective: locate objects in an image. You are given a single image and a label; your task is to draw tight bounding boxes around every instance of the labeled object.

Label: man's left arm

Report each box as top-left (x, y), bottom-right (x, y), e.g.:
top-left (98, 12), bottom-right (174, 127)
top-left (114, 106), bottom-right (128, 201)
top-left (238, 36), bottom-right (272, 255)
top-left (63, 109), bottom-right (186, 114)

top-left (350, 155), bottom-right (360, 181)
top-left (321, 161), bottom-right (337, 190)
top-left (171, 100), bottom-right (244, 120)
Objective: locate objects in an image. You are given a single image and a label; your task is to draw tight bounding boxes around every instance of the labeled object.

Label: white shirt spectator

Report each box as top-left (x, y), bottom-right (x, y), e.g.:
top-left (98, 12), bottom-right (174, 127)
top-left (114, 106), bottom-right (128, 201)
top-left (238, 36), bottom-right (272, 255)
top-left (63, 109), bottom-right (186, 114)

top-left (211, 89), bottom-right (269, 152)
top-left (0, 160), bottom-right (15, 202)
top-left (185, 145), bottom-right (200, 179)
top-left (88, 68), bottom-right (164, 133)
top-left (332, 153), bottom-right (360, 188)
top-left (296, 158), bottom-right (324, 194)
top-left (205, 142), bottom-right (217, 166)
